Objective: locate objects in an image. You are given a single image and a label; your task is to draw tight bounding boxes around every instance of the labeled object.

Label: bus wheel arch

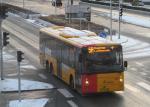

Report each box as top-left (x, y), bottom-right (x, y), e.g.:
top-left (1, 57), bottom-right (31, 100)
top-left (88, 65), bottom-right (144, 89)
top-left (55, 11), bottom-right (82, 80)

top-left (50, 62), bottom-right (54, 74)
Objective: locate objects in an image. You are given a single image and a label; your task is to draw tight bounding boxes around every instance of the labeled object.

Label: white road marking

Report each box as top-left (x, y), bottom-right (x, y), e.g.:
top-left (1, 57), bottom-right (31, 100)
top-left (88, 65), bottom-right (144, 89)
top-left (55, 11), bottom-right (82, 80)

top-left (140, 72), bottom-right (147, 76)
top-left (124, 51), bottom-right (150, 59)
top-left (3, 54), bottom-right (14, 59)
top-left (67, 100), bottom-right (78, 107)
top-left (127, 65), bottom-right (131, 68)
top-left (135, 62), bottom-right (144, 67)
top-left (125, 84), bottom-right (140, 93)
top-left (22, 69), bottom-right (26, 72)
top-left (144, 70), bottom-right (149, 73)
top-left (21, 65), bottom-right (37, 70)
top-left (57, 88), bottom-right (74, 98)
top-left (38, 73), bottom-right (47, 80)
top-left (130, 68), bottom-right (137, 71)
top-left (137, 82), bottom-right (150, 91)
top-left (21, 60), bottom-right (29, 65)
top-left (6, 59), bottom-right (16, 62)
top-left (115, 35), bottom-right (150, 59)
top-left (7, 73), bottom-right (24, 77)
top-left (8, 50), bottom-right (14, 53)
top-left (141, 68), bottom-right (149, 73)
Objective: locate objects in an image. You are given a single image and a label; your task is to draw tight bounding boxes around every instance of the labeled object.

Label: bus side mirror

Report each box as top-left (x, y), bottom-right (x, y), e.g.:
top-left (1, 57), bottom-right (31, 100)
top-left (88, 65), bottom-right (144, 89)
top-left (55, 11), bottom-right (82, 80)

top-left (79, 54), bottom-right (82, 63)
top-left (124, 61), bottom-right (128, 71)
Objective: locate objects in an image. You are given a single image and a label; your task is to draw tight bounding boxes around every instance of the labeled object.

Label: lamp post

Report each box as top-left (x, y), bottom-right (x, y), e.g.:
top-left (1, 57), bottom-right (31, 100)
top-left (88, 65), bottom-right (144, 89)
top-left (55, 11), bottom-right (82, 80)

top-left (110, 0), bottom-right (112, 40)
top-left (23, 0), bottom-right (24, 9)
top-left (0, 26), bottom-right (3, 81)
top-left (0, 0), bottom-right (3, 80)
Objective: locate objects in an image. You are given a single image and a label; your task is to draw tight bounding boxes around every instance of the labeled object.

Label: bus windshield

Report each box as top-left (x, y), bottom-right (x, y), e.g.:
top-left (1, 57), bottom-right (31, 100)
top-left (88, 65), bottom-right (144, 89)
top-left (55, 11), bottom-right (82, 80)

top-left (84, 46), bottom-right (123, 73)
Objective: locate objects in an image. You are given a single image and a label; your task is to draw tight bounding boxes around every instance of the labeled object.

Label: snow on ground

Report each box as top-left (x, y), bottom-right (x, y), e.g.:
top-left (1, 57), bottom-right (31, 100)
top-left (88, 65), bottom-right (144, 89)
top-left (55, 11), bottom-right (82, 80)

top-left (93, 9), bottom-right (150, 28)
top-left (120, 15), bottom-right (150, 28)
top-left (3, 54), bottom-right (15, 60)
top-left (0, 79), bottom-right (54, 92)
top-left (9, 98), bottom-right (49, 107)
top-left (111, 34), bottom-right (150, 59)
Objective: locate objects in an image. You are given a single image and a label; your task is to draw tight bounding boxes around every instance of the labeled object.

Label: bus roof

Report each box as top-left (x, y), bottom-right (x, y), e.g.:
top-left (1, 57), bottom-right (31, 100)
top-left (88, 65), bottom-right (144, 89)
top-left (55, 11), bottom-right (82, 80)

top-left (40, 26), bottom-right (120, 48)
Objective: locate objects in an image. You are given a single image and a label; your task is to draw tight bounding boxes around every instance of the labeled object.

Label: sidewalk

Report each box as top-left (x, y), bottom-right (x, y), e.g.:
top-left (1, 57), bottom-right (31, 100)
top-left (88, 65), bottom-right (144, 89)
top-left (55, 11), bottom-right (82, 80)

top-left (92, 7), bottom-right (150, 28)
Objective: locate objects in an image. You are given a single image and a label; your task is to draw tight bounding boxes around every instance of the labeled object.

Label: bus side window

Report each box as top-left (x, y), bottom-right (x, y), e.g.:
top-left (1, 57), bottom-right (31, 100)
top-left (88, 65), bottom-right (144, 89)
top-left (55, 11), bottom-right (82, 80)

top-left (62, 45), bottom-right (69, 65)
top-left (69, 47), bottom-right (75, 68)
top-left (51, 39), bottom-right (56, 58)
top-left (62, 44), bottom-right (65, 63)
top-left (75, 49), bottom-right (82, 73)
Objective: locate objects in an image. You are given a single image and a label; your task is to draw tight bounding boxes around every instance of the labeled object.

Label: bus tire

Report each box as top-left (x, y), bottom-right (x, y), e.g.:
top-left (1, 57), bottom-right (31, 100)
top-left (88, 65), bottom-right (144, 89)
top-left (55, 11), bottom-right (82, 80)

top-left (70, 76), bottom-right (74, 89)
top-left (50, 63), bottom-right (53, 74)
top-left (46, 61), bottom-right (49, 72)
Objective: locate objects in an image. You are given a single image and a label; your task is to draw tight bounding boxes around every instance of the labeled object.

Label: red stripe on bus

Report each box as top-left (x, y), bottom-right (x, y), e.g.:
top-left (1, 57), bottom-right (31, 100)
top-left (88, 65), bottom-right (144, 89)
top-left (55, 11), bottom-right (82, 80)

top-left (81, 74), bottom-right (97, 94)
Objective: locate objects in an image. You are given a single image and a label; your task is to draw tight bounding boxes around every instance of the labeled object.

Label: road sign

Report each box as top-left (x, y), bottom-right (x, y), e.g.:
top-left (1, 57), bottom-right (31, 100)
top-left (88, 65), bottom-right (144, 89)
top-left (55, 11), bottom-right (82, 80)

top-left (65, 5), bottom-right (91, 21)
top-left (99, 32), bottom-right (107, 38)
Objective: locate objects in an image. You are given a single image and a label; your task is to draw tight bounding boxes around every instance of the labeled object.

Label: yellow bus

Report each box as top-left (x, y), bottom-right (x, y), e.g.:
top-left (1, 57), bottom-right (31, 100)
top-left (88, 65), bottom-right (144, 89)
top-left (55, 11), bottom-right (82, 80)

top-left (39, 26), bottom-right (127, 95)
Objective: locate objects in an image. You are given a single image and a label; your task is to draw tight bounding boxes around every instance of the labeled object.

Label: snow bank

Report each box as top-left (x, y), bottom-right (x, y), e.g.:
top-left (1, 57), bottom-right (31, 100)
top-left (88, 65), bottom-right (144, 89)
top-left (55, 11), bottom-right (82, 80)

top-left (9, 98), bottom-right (49, 107)
top-left (96, 10), bottom-right (150, 28)
top-left (0, 79), bottom-right (54, 92)
top-left (112, 34), bottom-right (150, 59)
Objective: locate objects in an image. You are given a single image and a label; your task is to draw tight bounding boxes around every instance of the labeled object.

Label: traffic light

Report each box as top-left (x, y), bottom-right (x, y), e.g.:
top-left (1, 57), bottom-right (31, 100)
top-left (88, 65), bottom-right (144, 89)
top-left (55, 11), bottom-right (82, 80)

top-left (52, 0), bottom-right (62, 7)
top-left (3, 32), bottom-right (9, 46)
top-left (71, 0), bottom-right (73, 5)
top-left (17, 51), bottom-right (24, 62)
top-left (119, 7), bottom-right (123, 16)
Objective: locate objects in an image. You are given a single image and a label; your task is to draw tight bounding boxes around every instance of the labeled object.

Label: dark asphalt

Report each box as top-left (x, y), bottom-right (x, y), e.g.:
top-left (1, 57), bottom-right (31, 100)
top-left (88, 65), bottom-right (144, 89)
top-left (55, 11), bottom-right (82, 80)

top-left (1, 18), bottom-right (150, 107)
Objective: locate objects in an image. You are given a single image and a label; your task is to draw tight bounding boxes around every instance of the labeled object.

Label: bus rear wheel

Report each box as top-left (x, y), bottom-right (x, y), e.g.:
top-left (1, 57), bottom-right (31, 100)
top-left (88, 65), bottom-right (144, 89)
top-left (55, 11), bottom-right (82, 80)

top-left (50, 63), bottom-right (53, 74)
top-left (70, 76), bottom-right (74, 89)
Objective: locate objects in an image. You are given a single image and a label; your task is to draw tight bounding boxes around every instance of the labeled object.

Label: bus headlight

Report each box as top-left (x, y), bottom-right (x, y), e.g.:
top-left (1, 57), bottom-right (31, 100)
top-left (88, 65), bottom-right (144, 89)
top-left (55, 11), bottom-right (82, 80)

top-left (119, 76), bottom-right (123, 82)
top-left (120, 78), bottom-right (123, 82)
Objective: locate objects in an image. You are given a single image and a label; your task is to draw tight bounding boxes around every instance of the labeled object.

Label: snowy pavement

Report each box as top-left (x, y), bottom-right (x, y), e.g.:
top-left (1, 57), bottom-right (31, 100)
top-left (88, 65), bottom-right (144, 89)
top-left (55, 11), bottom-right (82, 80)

top-left (9, 98), bottom-right (49, 107)
top-left (1, 50), bottom-right (54, 92)
top-left (92, 8), bottom-right (150, 28)
top-left (0, 79), bottom-right (54, 92)
top-left (0, 48), bottom-right (71, 107)
top-left (111, 34), bottom-right (150, 59)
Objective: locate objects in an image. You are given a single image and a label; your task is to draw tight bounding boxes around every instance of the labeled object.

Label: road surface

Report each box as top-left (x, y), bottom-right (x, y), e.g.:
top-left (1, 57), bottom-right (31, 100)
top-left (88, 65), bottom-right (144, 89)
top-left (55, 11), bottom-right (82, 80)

top-left (1, 0), bottom-right (150, 107)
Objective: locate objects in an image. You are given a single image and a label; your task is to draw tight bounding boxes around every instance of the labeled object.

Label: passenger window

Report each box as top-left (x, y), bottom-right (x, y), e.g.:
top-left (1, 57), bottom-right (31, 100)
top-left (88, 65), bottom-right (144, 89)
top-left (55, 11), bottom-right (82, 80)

top-left (69, 48), bottom-right (75, 68)
top-left (62, 45), bottom-right (69, 64)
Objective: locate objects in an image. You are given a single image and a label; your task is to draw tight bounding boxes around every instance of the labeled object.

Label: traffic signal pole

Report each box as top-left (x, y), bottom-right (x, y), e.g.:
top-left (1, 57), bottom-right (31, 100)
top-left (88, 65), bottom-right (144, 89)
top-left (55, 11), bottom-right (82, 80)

top-left (0, 24), bottom-right (4, 80)
top-left (118, 0), bottom-right (121, 39)
top-left (110, 0), bottom-right (112, 40)
top-left (17, 51), bottom-right (24, 102)
top-left (118, 0), bottom-right (123, 39)
top-left (0, 32), bottom-right (9, 80)
top-left (0, 0), bottom-right (3, 80)
top-left (17, 60), bottom-right (21, 102)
